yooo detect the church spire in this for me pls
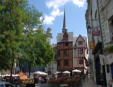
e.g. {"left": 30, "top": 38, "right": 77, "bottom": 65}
{"left": 63, "top": 9, "right": 66, "bottom": 28}
{"left": 62, "top": 9, "right": 67, "bottom": 33}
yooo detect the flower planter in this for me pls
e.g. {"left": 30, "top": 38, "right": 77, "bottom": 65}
{"left": 104, "top": 45, "right": 113, "bottom": 55}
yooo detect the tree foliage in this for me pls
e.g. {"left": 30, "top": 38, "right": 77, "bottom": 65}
{"left": 20, "top": 28, "right": 54, "bottom": 74}
{"left": 0, "top": 0, "right": 54, "bottom": 72}
{"left": 0, "top": 0, "right": 27, "bottom": 70}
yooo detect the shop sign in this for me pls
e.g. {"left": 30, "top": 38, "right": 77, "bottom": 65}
{"left": 92, "top": 28, "right": 100, "bottom": 36}
{"left": 89, "top": 42, "right": 95, "bottom": 49}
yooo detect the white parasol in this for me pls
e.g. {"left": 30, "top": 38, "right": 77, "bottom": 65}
{"left": 72, "top": 69, "right": 81, "bottom": 73}
{"left": 62, "top": 71, "right": 70, "bottom": 74}
{"left": 34, "top": 71, "right": 48, "bottom": 75}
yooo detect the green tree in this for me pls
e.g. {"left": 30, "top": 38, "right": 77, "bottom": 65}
{"left": 17, "top": 6, "right": 43, "bottom": 74}
{"left": 0, "top": 0, "right": 27, "bottom": 71}
{"left": 20, "top": 28, "right": 54, "bottom": 76}
{"left": 33, "top": 28, "right": 54, "bottom": 67}
{"left": 0, "top": 0, "right": 54, "bottom": 78}
{"left": 23, "top": 6, "right": 42, "bottom": 33}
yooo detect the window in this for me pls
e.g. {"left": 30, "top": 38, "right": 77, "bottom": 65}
{"left": 106, "top": 64, "right": 110, "bottom": 73}
{"left": 63, "top": 33, "right": 68, "bottom": 40}
{"left": 79, "top": 60, "right": 83, "bottom": 64}
{"left": 78, "top": 48, "right": 83, "bottom": 54}
{"left": 57, "top": 60, "right": 60, "bottom": 66}
{"left": 64, "top": 60, "right": 68, "bottom": 66}
{"left": 78, "top": 41, "right": 83, "bottom": 45}
{"left": 57, "top": 50, "right": 60, "bottom": 57}
{"left": 64, "top": 34, "right": 68, "bottom": 39}
{"left": 64, "top": 50, "right": 69, "bottom": 56}
{"left": 109, "top": 16, "right": 113, "bottom": 42}
{"left": 64, "top": 43, "right": 68, "bottom": 46}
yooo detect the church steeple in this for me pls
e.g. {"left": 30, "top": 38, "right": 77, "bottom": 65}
{"left": 63, "top": 9, "right": 66, "bottom": 28}
{"left": 62, "top": 9, "right": 67, "bottom": 33}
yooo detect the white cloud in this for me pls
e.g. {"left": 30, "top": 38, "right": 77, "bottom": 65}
{"left": 43, "top": 0, "right": 67, "bottom": 25}
{"left": 44, "top": 0, "right": 86, "bottom": 25}
{"left": 44, "top": 9, "right": 63, "bottom": 25}
{"left": 51, "top": 9, "right": 63, "bottom": 17}
{"left": 72, "top": 0, "right": 86, "bottom": 7}
{"left": 46, "top": 0, "right": 69, "bottom": 9}
{"left": 46, "top": 0, "right": 86, "bottom": 9}
{"left": 43, "top": 15, "right": 55, "bottom": 24}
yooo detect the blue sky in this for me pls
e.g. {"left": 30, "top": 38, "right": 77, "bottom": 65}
{"left": 28, "top": 0, "right": 87, "bottom": 44}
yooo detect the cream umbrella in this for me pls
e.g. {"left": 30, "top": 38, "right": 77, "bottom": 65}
{"left": 62, "top": 71, "right": 70, "bottom": 74}
{"left": 72, "top": 69, "right": 81, "bottom": 73}
{"left": 34, "top": 71, "right": 48, "bottom": 75}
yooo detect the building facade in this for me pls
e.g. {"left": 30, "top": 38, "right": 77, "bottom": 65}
{"left": 73, "top": 35, "right": 88, "bottom": 74}
{"left": 57, "top": 10, "right": 88, "bottom": 73}
{"left": 86, "top": 0, "right": 113, "bottom": 87}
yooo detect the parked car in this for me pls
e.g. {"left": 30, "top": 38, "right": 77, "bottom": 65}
{"left": 0, "top": 81, "right": 14, "bottom": 87}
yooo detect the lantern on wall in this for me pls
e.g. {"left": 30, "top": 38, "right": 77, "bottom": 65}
{"left": 89, "top": 41, "right": 95, "bottom": 49}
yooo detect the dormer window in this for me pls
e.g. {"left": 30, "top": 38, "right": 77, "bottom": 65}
{"left": 62, "top": 32, "right": 68, "bottom": 41}
{"left": 78, "top": 41, "right": 83, "bottom": 45}
{"left": 64, "top": 33, "right": 68, "bottom": 39}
